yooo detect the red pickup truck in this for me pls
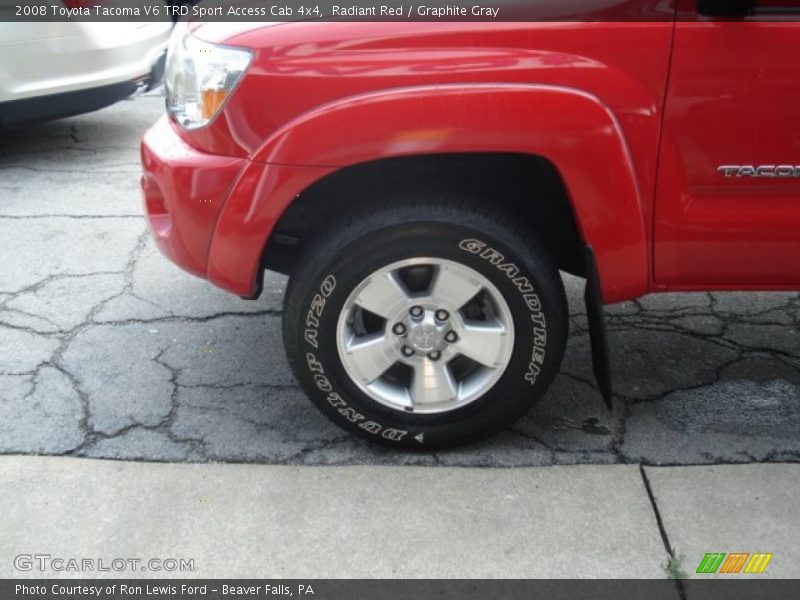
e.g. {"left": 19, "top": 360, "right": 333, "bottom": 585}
{"left": 141, "top": 1, "right": 800, "bottom": 448}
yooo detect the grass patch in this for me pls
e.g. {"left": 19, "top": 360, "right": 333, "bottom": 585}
{"left": 665, "top": 554, "right": 688, "bottom": 580}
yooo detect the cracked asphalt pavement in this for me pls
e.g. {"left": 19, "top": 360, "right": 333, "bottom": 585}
{"left": 2, "top": 93, "right": 800, "bottom": 467}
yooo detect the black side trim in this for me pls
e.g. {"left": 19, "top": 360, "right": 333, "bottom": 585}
{"left": 0, "top": 80, "right": 137, "bottom": 129}
{"left": 697, "top": 0, "right": 751, "bottom": 17}
{"left": 583, "top": 245, "right": 613, "bottom": 410}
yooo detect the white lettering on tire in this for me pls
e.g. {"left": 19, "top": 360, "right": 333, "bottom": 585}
{"left": 459, "top": 238, "right": 548, "bottom": 386}
{"left": 303, "top": 275, "right": 336, "bottom": 348}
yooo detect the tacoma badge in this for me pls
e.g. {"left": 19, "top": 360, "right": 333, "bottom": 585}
{"left": 718, "top": 165, "right": 800, "bottom": 177}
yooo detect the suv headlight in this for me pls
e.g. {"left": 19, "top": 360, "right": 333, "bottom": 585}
{"left": 165, "top": 23, "right": 252, "bottom": 130}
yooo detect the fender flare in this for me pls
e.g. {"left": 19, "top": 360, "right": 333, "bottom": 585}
{"left": 208, "top": 84, "right": 648, "bottom": 303}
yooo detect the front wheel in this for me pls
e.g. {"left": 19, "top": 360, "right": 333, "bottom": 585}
{"left": 283, "top": 200, "right": 568, "bottom": 449}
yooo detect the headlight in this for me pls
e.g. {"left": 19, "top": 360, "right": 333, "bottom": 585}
{"left": 165, "top": 23, "right": 252, "bottom": 130}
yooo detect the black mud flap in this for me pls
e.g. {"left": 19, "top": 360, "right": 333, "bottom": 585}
{"left": 583, "top": 246, "right": 613, "bottom": 410}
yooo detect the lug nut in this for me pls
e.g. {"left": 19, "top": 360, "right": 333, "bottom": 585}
{"left": 401, "top": 346, "right": 415, "bottom": 357}
{"left": 392, "top": 323, "right": 407, "bottom": 336}
{"left": 428, "top": 350, "right": 442, "bottom": 361}
{"left": 435, "top": 309, "right": 449, "bottom": 322}
{"left": 409, "top": 305, "right": 424, "bottom": 319}
{"left": 444, "top": 331, "right": 458, "bottom": 343}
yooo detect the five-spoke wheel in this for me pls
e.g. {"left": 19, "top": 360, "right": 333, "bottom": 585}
{"left": 336, "top": 258, "right": 514, "bottom": 414}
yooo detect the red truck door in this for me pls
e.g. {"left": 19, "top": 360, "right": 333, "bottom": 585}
{"left": 654, "top": 0, "right": 800, "bottom": 288}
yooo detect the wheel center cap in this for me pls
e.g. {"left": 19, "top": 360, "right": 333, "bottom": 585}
{"left": 408, "top": 324, "right": 442, "bottom": 352}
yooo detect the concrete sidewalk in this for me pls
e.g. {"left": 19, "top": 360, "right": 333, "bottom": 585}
{"left": 1, "top": 457, "right": 798, "bottom": 581}
{"left": 647, "top": 464, "right": 800, "bottom": 580}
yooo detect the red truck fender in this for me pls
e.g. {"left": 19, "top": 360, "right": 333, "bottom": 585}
{"left": 208, "top": 83, "right": 648, "bottom": 304}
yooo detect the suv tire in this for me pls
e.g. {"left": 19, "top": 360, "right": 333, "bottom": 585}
{"left": 283, "top": 198, "right": 568, "bottom": 449}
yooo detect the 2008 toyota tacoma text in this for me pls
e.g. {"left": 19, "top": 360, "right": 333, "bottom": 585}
{"left": 140, "top": 1, "right": 800, "bottom": 448}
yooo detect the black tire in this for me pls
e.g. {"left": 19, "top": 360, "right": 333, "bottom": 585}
{"left": 283, "top": 197, "right": 568, "bottom": 449}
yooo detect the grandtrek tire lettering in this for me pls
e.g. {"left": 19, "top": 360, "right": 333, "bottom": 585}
{"left": 460, "top": 239, "right": 541, "bottom": 306}
{"left": 513, "top": 277, "right": 535, "bottom": 294}
{"left": 459, "top": 238, "right": 547, "bottom": 385}
{"left": 458, "top": 239, "right": 487, "bottom": 254}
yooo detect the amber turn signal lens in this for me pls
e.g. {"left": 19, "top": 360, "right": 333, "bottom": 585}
{"left": 201, "top": 89, "right": 228, "bottom": 121}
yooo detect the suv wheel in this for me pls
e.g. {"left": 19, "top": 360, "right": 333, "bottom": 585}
{"left": 283, "top": 199, "right": 568, "bottom": 449}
